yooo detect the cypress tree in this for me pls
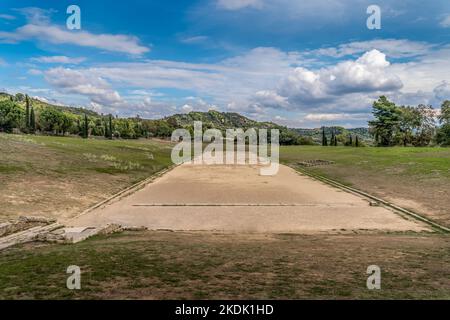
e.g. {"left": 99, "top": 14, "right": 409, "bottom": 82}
{"left": 104, "top": 120, "right": 109, "bottom": 138}
{"left": 322, "top": 127, "right": 328, "bottom": 146}
{"left": 30, "top": 107, "right": 36, "bottom": 133}
{"left": 83, "top": 113, "right": 89, "bottom": 139}
{"left": 25, "top": 95, "right": 30, "bottom": 129}
{"left": 349, "top": 135, "right": 353, "bottom": 146}
{"left": 330, "top": 131, "right": 335, "bottom": 146}
{"left": 355, "top": 135, "right": 359, "bottom": 147}
{"left": 108, "top": 114, "right": 113, "bottom": 139}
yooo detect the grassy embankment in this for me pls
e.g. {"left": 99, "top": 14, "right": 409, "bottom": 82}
{"left": 280, "top": 146, "right": 450, "bottom": 227}
{"left": 0, "top": 133, "right": 173, "bottom": 220}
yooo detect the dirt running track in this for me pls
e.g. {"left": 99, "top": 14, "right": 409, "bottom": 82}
{"left": 68, "top": 163, "right": 430, "bottom": 233}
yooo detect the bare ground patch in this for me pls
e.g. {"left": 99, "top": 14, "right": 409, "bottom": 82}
{"left": 68, "top": 163, "right": 429, "bottom": 233}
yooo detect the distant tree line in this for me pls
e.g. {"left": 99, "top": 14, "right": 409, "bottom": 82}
{"left": 0, "top": 93, "right": 315, "bottom": 145}
{"left": 0, "top": 94, "right": 180, "bottom": 139}
{"left": 321, "top": 127, "right": 361, "bottom": 147}
{"left": 369, "top": 96, "right": 450, "bottom": 147}
{"left": 2, "top": 93, "right": 448, "bottom": 147}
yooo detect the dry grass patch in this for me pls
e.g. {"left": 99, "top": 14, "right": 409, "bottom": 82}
{"left": 0, "top": 231, "right": 449, "bottom": 299}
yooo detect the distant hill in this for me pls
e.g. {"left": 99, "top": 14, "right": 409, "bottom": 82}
{"left": 164, "top": 110, "right": 282, "bottom": 130}
{"left": 31, "top": 99, "right": 101, "bottom": 117}
{"left": 0, "top": 92, "right": 100, "bottom": 117}
{"left": 162, "top": 110, "right": 308, "bottom": 145}
{"left": 291, "top": 127, "right": 372, "bottom": 144}
{"left": 348, "top": 127, "right": 371, "bottom": 139}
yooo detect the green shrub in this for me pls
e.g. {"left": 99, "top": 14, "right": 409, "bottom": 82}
{"left": 0, "top": 100, "right": 24, "bottom": 133}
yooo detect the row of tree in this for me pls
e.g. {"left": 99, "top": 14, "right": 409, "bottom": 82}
{"left": 0, "top": 96, "right": 178, "bottom": 139}
{"left": 1, "top": 94, "right": 449, "bottom": 147}
{"left": 321, "top": 128, "right": 360, "bottom": 147}
{"left": 369, "top": 96, "right": 450, "bottom": 146}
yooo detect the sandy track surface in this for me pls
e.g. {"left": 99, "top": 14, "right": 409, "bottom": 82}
{"left": 68, "top": 163, "right": 429, "bottom": 233}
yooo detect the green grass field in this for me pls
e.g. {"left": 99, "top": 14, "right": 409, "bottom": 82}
{"left": 281, "top": 146, "right": 450, "bottom": 177}
{"left": 0, "top": 133, "right": 173, "bottom": 220}
{"left": 280, "top": 146, "right": 450, "bottom": 227}
{"left": 0, "top": 133, "right": 173, "bottom": 176}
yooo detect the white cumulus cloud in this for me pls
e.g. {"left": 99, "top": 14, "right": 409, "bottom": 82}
{"left": 440, "top": 14, "right": 450, "bottom": 27}
{"left": 0, "top": 8, "right": 149, "bottom": 55}
{"left": 310, "top": 39, "right": 435, "bottom": 58}
{"left": 31, "top": 56, "right": 86, "bottom": 64}
{"left": 44, "top": 67, "right": 122, "bottom": 106}
{"left": 0, "top": 14, "right": 16, "bottom": 20}
{"left": 279, "top": 49, "right": 402, "bottom": 105}
{"left": 181, "top": 104, "right": 194, "bottom": 113}
{"left": 217, "top": 0, "right": 263, "bottom": 10}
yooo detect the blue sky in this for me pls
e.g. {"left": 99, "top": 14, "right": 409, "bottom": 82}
{"left": 0, "top": 0, "right": 449, "bottom": 127}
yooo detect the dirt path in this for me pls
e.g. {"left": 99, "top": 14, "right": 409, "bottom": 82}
{"left": 67, "top": 162, "right": 430, "bottom": 233}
